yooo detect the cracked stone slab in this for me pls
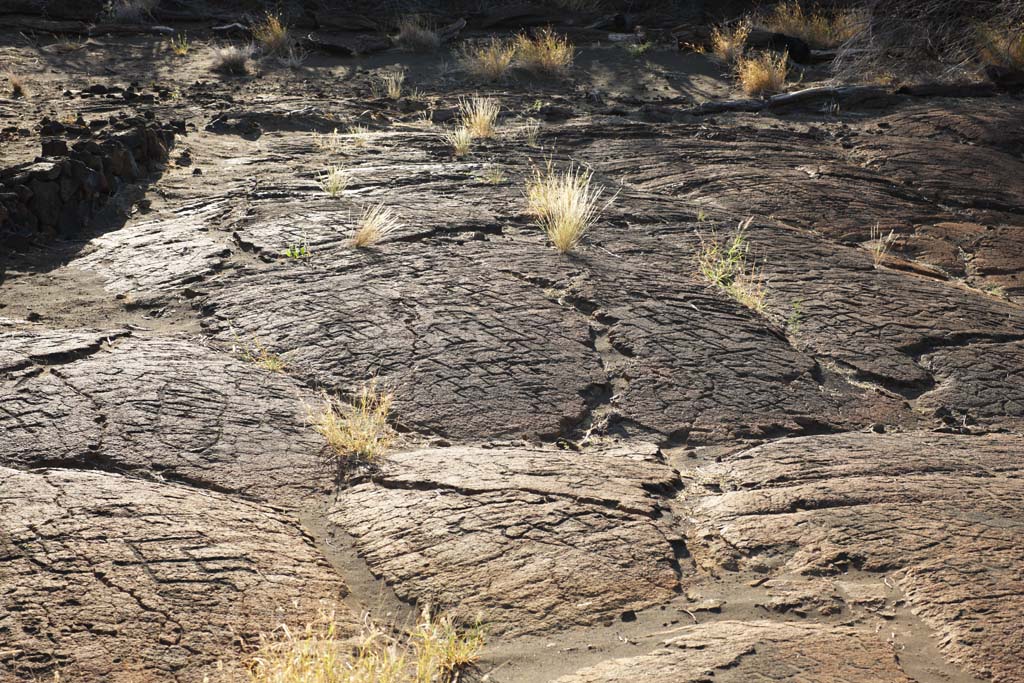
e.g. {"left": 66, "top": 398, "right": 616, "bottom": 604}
{"left": 555, "top": 620, "right": 917, "bottom": 682}
{"left": 683, "top": 432, "right": 1024, "bottom": 683}
{"left": 0, "top": 466, "right": 352, "bottom": 682}
{"left": 0, "top": 327, "right": 328, "bottom": 506}
{"left": 328, "top": 443, "right": 685, "bottom": 636}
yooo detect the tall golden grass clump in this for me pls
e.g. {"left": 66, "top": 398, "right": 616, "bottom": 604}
{"left": 514, "top": 28, "right": 574, "bottom": 74}
{"left": 311, "top": 381, "right": 395, "bottom": 463}
{"left": 352, "top": 203, "right": 402, "bottom": 248}
{"left": 445, "top": 127, "right": 473, "bottom": 157}
{"left": 458, "top": 97, "right": 500, "bottom": 138}
{"left": 252, "top": 12, "right": 290, "bottom": 55}
{"left": 247, "top": 608, "right": 484, "bottom": 683}
{"left": 762, "top": 1, "right": 861, "bottom": 48}
{"left": 737, "top": 50, "right": 789, "bottom": 95}
{"left": 526, "top": 163, "right": 613, "bottom": 254}
{"left": 459, "top": 38, "right": 516, "bottom": 80}
{"left": 710, "top": 22, "right": 751, "bottom": 62}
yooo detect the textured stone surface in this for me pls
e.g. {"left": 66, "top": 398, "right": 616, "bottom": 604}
{"left": 683, "top": 432, "right": 1024, "bottom": 683}
{"left": 555, "top": 620, "right": 917, "bottom": 683}
{"left": 330, "top": 443, "right": 685, "bottom": 635}
{"left": 0, "top": 326, "right": 327, "bottom": 506}
{"left": 0, "top": 467, "right": 352, "bottom": 682}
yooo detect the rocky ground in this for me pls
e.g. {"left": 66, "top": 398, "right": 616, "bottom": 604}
{"left": 1, "top": 7, "right": 1023, "bottom": 683}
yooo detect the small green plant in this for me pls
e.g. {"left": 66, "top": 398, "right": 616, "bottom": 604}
{"left": 283, "top": 238, "right": 310, "bottom": 260}
{"left": 627, "top": 41, "right": 653, "bottom": 57}
{"left": 479, "top": 166, "right": 507, "bottom": 184}
{"left": 311, "top": 381, "right": 396, "bottom": 464}
{"left": 318, "top": 166, "right": 350, "bottom": 197}
{"left": 169, "top": 33, "right": 191, "bottom": 56}
{"left": 697, "top": 217, "right": 767, "bottom": 313}
{"left": 787, "top": 299, "right": 803, "bottom": 334}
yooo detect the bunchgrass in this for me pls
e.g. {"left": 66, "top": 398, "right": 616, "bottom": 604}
{"left": 169, "top": 33, "right": 191, "bottom": 56}
{"left": 352, "top": 203, "right": 401, "bottom": 248}
{"left": 445, "top": 126, "right": 473, "bottom": 157}
{"left": 870, "top": 223, "right": 896, "bottom": 268}
{"left": 525, "top": 162, "right": 612, "bottom": 254}
{"left": 247, "top": 608, "right": 484, "bottom": 683}
{"left": 252, "top": 11, "right": 290, "bottom": 56}
{"left": 514, "top": 28, "right": 574, "bottom": 75}
{"left": 236, "top": 336, "right": 287, "bottom": 373}
{"left": 710, "top": 22, "right": 751, "bottom": 62}
{"left": 761, "top": 1, "right": 861, "bottom": 49}
{"left": 318, "top": 166, "right": 350, "bottom": 197}
{"left": 212, "top": 45, "right": 252, "bottom": 75}
{"left": 737, "top": 50, "right": 788, "bottom": 95}
{"left": 458, "top": 97, "right": 499, "bottom": 138}
{"left": 7, "top": 73, "right": 26, "bottom": 98}
{"left": 311, "top": 381, "right": 395, "bottom": 464}
{"left": 697, "top": 217, "right": 767, "bottom": 313}
{"left": 377, "top": 71, "right": 405, "bottom": 100}
{"left": 459, "top": 37, "right": 516, "bottom": 80}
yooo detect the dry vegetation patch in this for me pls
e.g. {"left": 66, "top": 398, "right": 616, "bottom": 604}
{"left": 252, "top": 11, "right": 290, "bottom": 56}
{"left": 212, "top": 45, "right": 252, "bottom": 75}
{"left": 711, "top": 22, "right": 751, "bottom": 62}
{"left": 514, "top": 28, "right": 574, "bottom": 75}
{"left": 761, "top": 1, "right": 862, "bottom": 49}
{"left": 737, "top": 50, "right": 789, "bottom": 95}
{"left": 394, "top": 16, "right": 441, "bottom": 52}
{"left": 459, "top": 38, "right": 516, "bottom": 81}
{"left": 352, "top": 203, "right": 402, "bottom": 248}
{"left": 311, "top": 381, "right": 396, "bottom": 464}
{"left": 6, "top": 72, "right": 26, "bottom": 98}
{"left": 979, "top": 21, "right": 1024, "bottom": 68}
{"left": 697, "top": 217, "right": 767, "bottom": 313}
{"left": 247, "top": 608, "right": 484, "bottom": 683}
{"left": 458, "top": 97, "right": 499, "bottom": 138}
{"left": 526, "top": 163, "right": 612, "bottom": 253}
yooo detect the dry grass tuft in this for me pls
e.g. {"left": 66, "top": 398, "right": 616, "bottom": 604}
{"left": 316, "top": 128, "right": 343, "bottom": 154}
{"left": 870, "top": 223, "right": 897, "bottom": 268}
{"left": 240, "top": 338, "right": 288, "bottom": 372}
{"left": 697, "top": 217, "right": 767, "bottom": 313}
{"left": 169, "top": 33, "right": 191, "bottom": 56}
{"left": 459, "top": 38, "right": 516, "bottom": 80}
{"left": 394, "top": 16, "right": 441, "bottom": 52}
{"left": 445, "top": 126, "right": 473, "bottom": 157}
{"left": 514, "top": 28, "right": 574, "bottom": 75}
{"left": 737, "top": 50, "right": 788, "bottom": 95}
{"left": 522, "top": 119, "right": 541, "bottom": 146}
{"left": 710, "top": 22, "right": 751, "bottom": 62}
{"left": 247, "top": 608, "right": 484, "bottom": 683}
{"left": 458, "top": 97, "right": 499, "bottom": 138}
{"left": 7, "top": 73, "right": 26, "bottom": 98}
{"left": 352, "top": 203, "right": 402, "bottom": 248}
{"left": 762, "top": 1, "right": 862, "bottom": 49}
{"left": 277, "top": 45, "right": 307, "bottom": 69}
{"left": 347, "top": 125, "right": 372, "bottom": 147}
{"left": 311, "top": 381, "right": 395, "bottom": 464}
{"left": 212, "top": 45, "right": 252, "bottom": 75}
{"left": 252, "top": 11, "right": 290, "bottom": 56}
{"left": 377, "top": 71, "right": 406, "bottom": 100}
{"left": 318, "top": 166, "right": 350, "bottom": 197}
{"left": 526, "top": 162, "right": 612, "bottom": 254}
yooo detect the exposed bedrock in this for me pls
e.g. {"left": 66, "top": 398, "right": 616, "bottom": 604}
{"left": 0, "top": 324, "right": 328, "bottom": 506}
{"left": 0, "top": 466, "right": 354, "bottom": 682}
{"left": 328, "top": 442, "right": 685, "bottom": 636}
{"left": 683, "top": 431, "right": 1024, "bottom": 683}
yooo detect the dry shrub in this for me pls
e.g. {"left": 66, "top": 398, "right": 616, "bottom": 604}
{"left": 737, "top": 50, "right": 788, "bottom": 95}
{"left": 761, "top": 1, "right": 862, "bottom": 49}
{"left": 836, "top": 0, "right": 1024, "bottom": 81}
{"left": 212, "top": 45, "right": 252, "bottom": 75}
{"left": 247, "top": 608, "right": 484, "bottom": 683}
{"left": 252, "top": 11, "right": 290, "bottom": 56}
{"left": 394, "top": 16, "right": 441, "bottom": 52}
{"left": 711, "top": 22, "right": 751, "bottom": 62}
{"left": 514, "top": 28, "right": 574, "bottom": 75}
{"left": 445, "top": 126, "right": 473, "bottom": 157}
{"left": 979, "top": 21, "right": 1024, "bottom": 68}
{"left": 459, "top": 37, "right": 516, "bottom": 81}
{"left": 526, "top": 162, "right": 613, "bottom": 254}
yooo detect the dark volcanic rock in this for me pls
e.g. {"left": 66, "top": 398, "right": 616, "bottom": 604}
{"left": 683, "top": 431, "right": 1024, "bottom": 683}
{"left": 329, "top": 442, "right": 684, "bottom": 635}
{"left": 556, "top": 620, "right": 918, "bottom": 682}
{"left": 0, "top": 466, "right": 353, "bottom": 682}
{"left": 0, "top": 327, "right": 327, "bottom": 506}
